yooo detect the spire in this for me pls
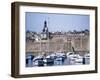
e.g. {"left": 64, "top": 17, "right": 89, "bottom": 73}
{"left": 42, "top": 20, "right": 48, "bottom": 33}
{"left": 44, "top": 20, "right": 47, "bottom": 28}
{"left": 41, "top": 20, "right": 51, "bottom": 40}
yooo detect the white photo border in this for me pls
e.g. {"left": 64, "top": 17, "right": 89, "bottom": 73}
{"left": 19, "top": 5, "right": 96, "bottom": 75}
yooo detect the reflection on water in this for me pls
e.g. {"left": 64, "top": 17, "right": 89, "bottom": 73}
{"left": 26, "top": 52, "right": 90, "bottom": 67}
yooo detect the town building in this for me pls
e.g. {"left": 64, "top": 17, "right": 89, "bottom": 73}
{"left": 26, "top": 20, "right": 89, "bottom": 56}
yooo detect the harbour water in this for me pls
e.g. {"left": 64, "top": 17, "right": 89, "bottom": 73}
{"left": 26, "top": 52, "right": 90, "bottom": 67}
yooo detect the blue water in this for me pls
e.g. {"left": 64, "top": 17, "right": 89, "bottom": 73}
{"left": 26, "top": 56, "right": 90, "bottom": 67}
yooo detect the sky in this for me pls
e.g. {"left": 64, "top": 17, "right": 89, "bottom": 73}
{"left": 25, "top": 12, "right": 90, "bottom": 32}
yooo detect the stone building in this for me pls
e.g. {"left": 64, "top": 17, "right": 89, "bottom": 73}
{"left": 26, "top": 21, "right": 89, "bottom": 55}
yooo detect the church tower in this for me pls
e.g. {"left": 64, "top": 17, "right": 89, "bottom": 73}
{"left": 42, "top": 21, "right": 48, "bottom": 33}
{"left": 41, "top": 20, "right": 49, "bottom": 40}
